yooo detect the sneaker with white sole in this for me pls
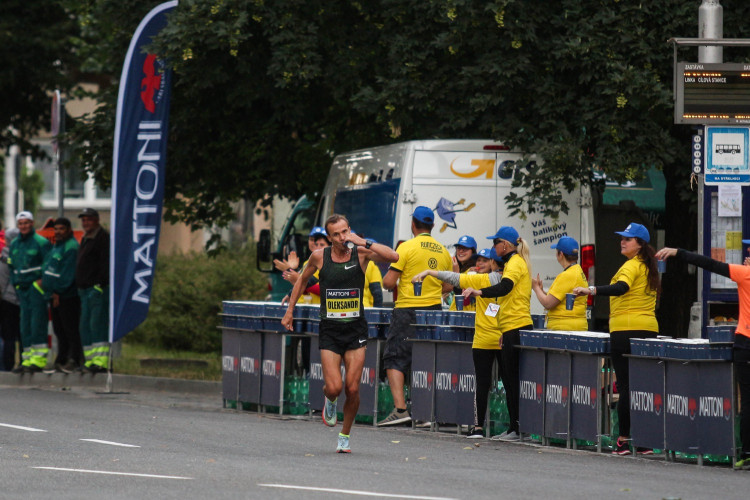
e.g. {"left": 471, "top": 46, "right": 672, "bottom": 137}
{"left": 612, "top": 437, "right": 631, "bottom": 455}
{"left": 491, "top": 430, "right": 510, "bottom": 441}
{"left": 337, "top": 433, "right": 351, "bottom": 453}
{"left": 377, "top": 408, "right": 411, "bottom": 426}
{"left": 322, "top": 397, "right": 338, "bottom": 427}
{"left": 467, "top": 427, "right": 484, "bottom": 439}
{"left": 497, "top": 430, "right": 520, "bottom": 442}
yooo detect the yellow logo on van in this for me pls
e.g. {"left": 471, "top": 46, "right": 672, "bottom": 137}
{"left": 450, "top": 158, "right": 494, "bottom": 179}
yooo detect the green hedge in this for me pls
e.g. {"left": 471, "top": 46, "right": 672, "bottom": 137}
{"left": 128, "top": 247, "right": 268, "bottom": 352}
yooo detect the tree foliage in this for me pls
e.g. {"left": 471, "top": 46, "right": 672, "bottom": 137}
{"left": 67, "top": 0, "right": 750, "bottom": 227}
{"left": 0, "top": 1, "right": 79, "bottom": 154}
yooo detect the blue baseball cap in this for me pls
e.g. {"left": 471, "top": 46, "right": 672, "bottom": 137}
{"left": 743, "top": 239, "right": 750, "bottom": 244}
{"left": 309, "top": 226, "right": 327, "bottom": 237}
{"left": 551, "top": 236, "right": 579, "bottom": 256}
{"left": 455, "top": 235, "right": 477, "bottom": 250}
{"left": 477, "top": 248, "right": 493, "bottom": 259}
{"left": 615, "top": 222, "right": 650, "bottom": 243}
{"left": 411, "top": 206, "right": 434, "bottom": 224}
{"left": 487, "top": 226, "right": 520, "bottom": 245}
{"left": 489, "top": 247, "right": 503, "bottom": 262}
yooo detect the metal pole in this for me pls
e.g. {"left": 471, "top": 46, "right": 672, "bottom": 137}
{"left": 696, "top": 1, "right": 723, "bottom": 327}
{"left": 57, "top": 97, "right": 66, "bottom": 218}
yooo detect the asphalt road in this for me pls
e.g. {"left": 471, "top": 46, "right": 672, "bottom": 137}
{"left": 0, "top": 385, "right": 746, "bottom": 499}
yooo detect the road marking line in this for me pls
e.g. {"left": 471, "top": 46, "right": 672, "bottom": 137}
{"left": 33, "top": 467, "right": 192, "bottom": 480}
{"left": 80, "top": 439, "right": 140, "bottom": 448}
{"left": 258, "top": 484, "right": 458, "bottom": 499}
{"left": 0, "top": 423, "right": 47, "bottom": 432}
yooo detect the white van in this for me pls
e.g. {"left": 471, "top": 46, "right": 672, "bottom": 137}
{"left": 314, "top": 139, "right": 596, "bottom": 315}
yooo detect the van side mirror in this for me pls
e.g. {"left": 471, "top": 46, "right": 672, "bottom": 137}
{"left": 257, "top": 229, "right": 272, "bottom": 271}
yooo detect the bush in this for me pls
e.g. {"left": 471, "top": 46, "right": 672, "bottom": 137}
{"left": 127, "top": 247, "right": 268, "bottom": 352}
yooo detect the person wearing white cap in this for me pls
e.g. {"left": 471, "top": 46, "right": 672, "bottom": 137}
{"left": 531, "top": 236, "right": 588, "bottom": 331}
{"left": 8, "top": 211, "right": 51, "bottom": 373}
{"left": 573, "top": 222, "right": 660, "bottom": 456}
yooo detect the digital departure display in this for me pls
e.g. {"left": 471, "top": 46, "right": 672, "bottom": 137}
{"left": 675, "top": 62, "right": 750, "bottom": 125}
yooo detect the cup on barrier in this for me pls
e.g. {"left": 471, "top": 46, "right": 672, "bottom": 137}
{"left": 565, "top": 293, "right": 575, "bottom": 310}
{"left": 657, "top": 259, "right": 667, "bottom": 273}
{"left": 454, "top": 294, "right": 464, "bottom": 311}
{"left": 413, "top": 281, "right": 422, "bottom": 296}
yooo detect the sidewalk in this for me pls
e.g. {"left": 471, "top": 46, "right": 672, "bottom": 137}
{"left": 0, "top": 370, "right": 221, "bottom": 396}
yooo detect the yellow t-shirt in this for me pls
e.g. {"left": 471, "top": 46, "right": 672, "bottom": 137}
{"left": 298, "top": 259, "right": 321, "bottom": 305}
{"left": 449, "top": 270, "right": 477, "bottom": 312}
{"left": 392, "top": 233, "right": 452, "bottom": 308}
{"left": 609, "top": 256, "right": 658, "bottom": 332}
{"left": 459, "top": 273, "right": 501, "bottom": 350}
{"left": 363, "top": 260, "right": 383, "bottom": 308}
{"left": 497, "top": 253, "right": 532, "bottom": 332}
{"left": 546, "top": 264, "right": 589, "bottom": 331}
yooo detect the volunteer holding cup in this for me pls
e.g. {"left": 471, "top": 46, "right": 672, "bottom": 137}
{"left": 413, "top": 248, "right": 504, "bottom": 438}
{"left": 531, "top": 236, "right": 588, "bottom": 331}
{"left": 573, "top": 222, "right": 660, "bottom": 456}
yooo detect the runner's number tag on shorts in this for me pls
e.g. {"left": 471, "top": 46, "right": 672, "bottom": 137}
{"left": 325, "top": 288, "right": 361, "bottom": 318}
{"left": 485, "top": 302, "right": 500, "bottom": 318}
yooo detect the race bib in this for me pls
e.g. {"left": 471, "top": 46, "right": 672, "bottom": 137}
{"left": 325, "top": 288, "right": 361, "bottom": 318}
{"left": 485, "top": 302, "right": 500, "bottom": 318}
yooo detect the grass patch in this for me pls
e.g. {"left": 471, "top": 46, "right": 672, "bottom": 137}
{"left": 113, "top": 342, "right": 221, "bottom": 381}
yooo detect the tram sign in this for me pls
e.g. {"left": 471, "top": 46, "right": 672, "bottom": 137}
{"left": 675, "top": 62, "right": 750, "bottom": 125}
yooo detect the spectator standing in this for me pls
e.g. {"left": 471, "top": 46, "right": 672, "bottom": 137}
{"left": 378, "top": 206, "right": 452, "bottom": 426}
{"left": 0, "top": 228, "right": 20, "bottom": 371}
{"left": 9, "top": 211, "right": 51, "bottom": 373}
{"left": 42, "top": 217, "right": 82, "bottom": 373}
{"left": 75, "top": 208, "right": 110, "bottom": 373}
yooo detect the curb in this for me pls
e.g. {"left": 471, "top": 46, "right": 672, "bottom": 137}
{"left": 0, "top": 371, "right": 221, "bottom": 396}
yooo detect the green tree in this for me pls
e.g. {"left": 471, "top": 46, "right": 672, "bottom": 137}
{"left": 0, "top": 1, "right": 78, "bottom": 153}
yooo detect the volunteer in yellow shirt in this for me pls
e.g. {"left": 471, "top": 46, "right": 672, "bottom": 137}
{"left": 463, "top": 226, "right": 532, "bottom": 442}
{"left": 378, "top": 206, "right": 452, "bottom": 426}
{"left": 449, "top": 235, "right": 478, "bottom": 312}
{"left": 574, "top": 222, "right": 660, "bottom": 456}
{"left": 531, "top": 236, "right": 588, "bottom": 331}
{"left": 363, "top": 260, "right": 384, "bottom": 307}
{"left": 414, "top": 247, "right": 504, "bottom": 438}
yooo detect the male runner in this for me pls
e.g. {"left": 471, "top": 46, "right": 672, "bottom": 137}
{"left": 282, "top": 214, "right": 398, "bottom": 453}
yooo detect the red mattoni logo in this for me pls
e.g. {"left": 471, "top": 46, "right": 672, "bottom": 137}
{"left": 361, "top": 367, "right": 376, "bottom": 388}
{"left": 141, "top": 53, "right": 166, "bottom": 113}
{"left": 412, "top": 370, "right": 433, "bottom": 391}
{"left": 698, "top": 396, "right": 731, "bottom": 420}
{"left": 262, "top": 359, "right": 281, "bottom": 379}
{"left": 310, "top": 362, "right": 324, "bottom": 381}
{"left": 666, "top": 393, "right": 697, "bottom": 421}
{"left": 520, "top": 380, "right": 542, "bottom": 404}
{"left": 571, "top": 384, "right": 596, "bottom": 409}
{"left": 240, "top": 357, "right": 259, "bottom": 375}
{"left": 546, "top": 384, "right": 568, "bottom": 407}
{"left": 222, "top": 355, "right": 237, "bottom": 373}
{"left": 654, "top": 393, "right": 663, "bottom": 416}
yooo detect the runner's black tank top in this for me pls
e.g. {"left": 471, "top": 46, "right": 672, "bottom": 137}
{"left": 319, "top": 246, "right": 366, "bottom": 321}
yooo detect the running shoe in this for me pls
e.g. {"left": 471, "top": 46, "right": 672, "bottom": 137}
{"left": 322, "top": 396, "right": 338, "bottom": 427}
{"left": 467, "top": 427, "right": 484, "bottom": 439}
{"left": 735, "top": 456, "right": 750, "bottom": 470}
{"left": 337, "top": 433, "right": 351, "bottom": 453}
{"left": 612, "top": 437, "right": 631, "bottom": 455}
{"left": 635, "top": 447, "right": 654, "bottom": 455}
{"left": 377, "top": 408, "right": 411, "bottom": 426}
